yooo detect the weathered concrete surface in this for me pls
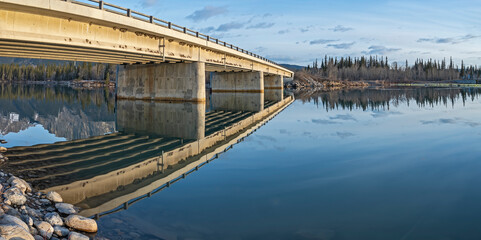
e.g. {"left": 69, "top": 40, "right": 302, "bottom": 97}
{"left": 211, "top": 71, "right": 264, "bottom": 93}
{"left": 0, "top": 0, "right": 293, "bottom": 77}
{"left": 117, "top": 62, "right": 206, "bottom": 102}
{"left": 116, "top": 100, "right": 205, "bottom": 140}
{"left": 211, "top": 92, "right": 264, "bottom": 112}
{"left": 264, "top": 75, "right": 284, "bottom": 101}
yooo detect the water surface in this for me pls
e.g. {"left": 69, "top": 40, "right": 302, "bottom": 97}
{"left": 2, "top": 85, "right": 481, "bottom": 240}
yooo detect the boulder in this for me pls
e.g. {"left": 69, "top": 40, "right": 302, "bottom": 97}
{"left": 53, "top": 225, "right": 69, "bottom": 237}
{"left": 0, "top": 224, "right": 34, "bottom": 240}
{"left": 65, "top": 215, "right": 97, "bottom": 233}
{"left": 44, "top": 212, "right": 63, "bottom": 226}
{"left": 45, "top": 191, "right": 63, "bottom": 203}
{"left": 3, "top": 187, "right": 27, "bottom": 206}
{"left": 68, "top": 232, "right": 90, "bottom": 240}
{"left": 7, "top": 177, "right": 31, "bottom": 193}
{"left": 55, "top": 203, "right": 76, "bottom": 215}
{"left": 34, "top": 221, "right": 53, "bottom": 239}
{"left": 0, "top": 215, "right": 29, "bottom": 231}
{"left": 0, "top": 215, "right": 34, "bottom": 240}
{"left": 20, "top": 215, "right": 33, "bottom": 226}
{"left": 0, "top": 147, "right": 6, "bottom": 153}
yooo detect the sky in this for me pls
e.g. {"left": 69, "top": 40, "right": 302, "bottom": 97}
{"left": 108, "top": 0, "right": 480, "bottom": 67}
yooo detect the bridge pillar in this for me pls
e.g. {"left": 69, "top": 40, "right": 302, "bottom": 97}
{"left": 264, "top": 75, "right": 284, "bottom": 102}
{"left": 211, "top": 71, "right": 264, "bottom": 112}
{"left": 116, "top": 100, "right": 205, "bottom": 140}
{"left": 117, "top": 62, "right": 205, "bottom": 102}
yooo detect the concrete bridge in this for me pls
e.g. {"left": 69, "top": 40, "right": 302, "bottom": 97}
{"left": 2, "top": 96, "right": 293, "bottom": 218}
{"left": 0, "top": 0, "right": 293, "bottom": 102}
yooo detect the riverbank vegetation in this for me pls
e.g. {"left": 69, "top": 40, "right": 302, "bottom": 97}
{"left": 288, "top": 56, "right": 480, "bottom": 89}
{"left": 0, "top": 62, "right": 116, "bottom": 83}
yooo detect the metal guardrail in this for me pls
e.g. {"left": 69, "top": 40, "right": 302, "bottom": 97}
{"left": 62, "top": 0, "right": 280, "bottom": 66}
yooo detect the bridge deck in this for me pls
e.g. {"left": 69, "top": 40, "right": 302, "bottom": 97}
{"left": 0, "top": 0, "right": 293, "bottom": 77}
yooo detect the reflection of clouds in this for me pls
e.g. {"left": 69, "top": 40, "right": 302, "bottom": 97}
{"left": 420, "top": 118, "right": 481, "bottom": 127}
{"left": 371, "top": 111, "right": 402, "bottom": 118}
{"left": 255, "top": 135, "right": 277, "bottom": 142}
{"left": 439, "top": 118, "right": 456, "bottom": 124}
{"left": 279, "top": 129, "right": 293, "bottom": 136}
{"left": 466, "top": 122, "right": 481, "bottom": 127}
{"left": 274, "top": 146, "right": 286, "bottom": 151}
{"left": 329, "top": 114, "right": 357, "bottom": 121}
{"left": 335, "top": 132, "right": 355, "bottom": 139}
{"left": 312, "top": 119, "right": 339, "bottom": 124}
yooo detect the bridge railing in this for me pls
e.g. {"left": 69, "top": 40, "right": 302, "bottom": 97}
{"left": 63, "top": 0, "right": 280, "bottom": 66}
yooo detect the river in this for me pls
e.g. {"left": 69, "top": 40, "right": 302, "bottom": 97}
{"left": 1, "top": 85, "right": 481, "bottom": 240}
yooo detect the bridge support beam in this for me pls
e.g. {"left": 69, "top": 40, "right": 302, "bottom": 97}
{"left": 211, "top": 71, "right": 264, "bottom": 112}
{"left": 117, "top": 62, "right": 206, "bottom": 102}
{"left": 264, "top": 75, "right": 284, "bottom": 102}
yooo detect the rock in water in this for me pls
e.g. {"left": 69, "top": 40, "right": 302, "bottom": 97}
{"left": 34, "top": 221, "right": 53, "bottom": 239}
{"left": 68, "top": 232, "right": 90, "bottom": 240}
{"left": 3, "top": 187, "right": 27, "bottom": 206}
{"left": 44, "top": 212, "right": 63, "bottom": 226}
{"left": 7, "top": 177, "right": 32, "bottom": 193}
{"left": 65, "top": 215, "right": 98, "bottom": 233}
{"left": 0, "top": 147, "right": 6, "bottom": 153}
{"left": 55, "top": 203, "right": 76, "bottom": 215}
{"left": 46, "top": 191, "right": 63, "bottom": 203}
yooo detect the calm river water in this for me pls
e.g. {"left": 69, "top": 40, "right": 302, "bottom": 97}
{"left": 2, "top": 85, "right": 481, "bottom": 240}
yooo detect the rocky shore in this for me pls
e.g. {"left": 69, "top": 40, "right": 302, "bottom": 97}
{"left": 284, "top": 71, "right": 368, "bottom": 91}
{"left": 0, "top": 144, "right": 98, "bottom": 240}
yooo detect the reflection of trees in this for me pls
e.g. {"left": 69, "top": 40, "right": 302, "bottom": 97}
{"left": 0, "top": 84, "right": 116, "bottom": 114}
{"left": 0, "top": 84, "right": 116, "bottom": 140}
{"left": 295, "top": 87, "right": 481, "bottom": 111}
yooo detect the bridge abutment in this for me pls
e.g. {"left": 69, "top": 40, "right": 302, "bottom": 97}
{"left": 264, "top": 75, "right": 284, "bottom": 102}
{"left": 117, "top": 62, "right": 206, "bottom": 102}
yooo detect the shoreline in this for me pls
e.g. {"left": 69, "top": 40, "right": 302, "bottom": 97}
{"left": 0, "top": 146, "right": 98, "bottom": 239}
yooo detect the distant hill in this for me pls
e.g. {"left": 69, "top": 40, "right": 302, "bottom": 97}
{"left": 280, "top": 64, "right": 305, "bottom": 71}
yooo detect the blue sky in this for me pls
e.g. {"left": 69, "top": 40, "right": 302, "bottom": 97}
{"left": 112, "top": 0, "right": 480, "bottom": 66}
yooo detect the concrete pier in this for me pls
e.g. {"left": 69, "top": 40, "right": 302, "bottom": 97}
{"left": 211, "top": 71, "right": 264, "bottom": 93}
{"left": 116, "top": 100, "right": 205, "bottom": 140}
{"left": 211, "top": 92, "right": 264, "bottom": 112}
{"left": 210, "top": 71, "right": 264, "bottom": 112}
{"left": 117, "top": 62, "right": 206, "bottom": 102}
{"left": 264, "top": 75, "right": 284, "bottom": 101}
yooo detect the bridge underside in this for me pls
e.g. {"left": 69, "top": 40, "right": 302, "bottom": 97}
{"left": 0, "top": 3, "right": 292, "bottom": 76}
{"left": 0, "top": 0, "right": 292, "bottom": 102}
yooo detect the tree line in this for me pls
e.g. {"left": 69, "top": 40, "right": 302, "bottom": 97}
{"left": 0, "top": 62, "right": 116, "bottom": 83}
{"left": 305, "top": 56, "right": 481, "bottom": 82}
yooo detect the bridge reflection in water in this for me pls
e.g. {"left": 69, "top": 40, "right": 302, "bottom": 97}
{"left": 3, "top": 92, "right": 293, "bottom": 219}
